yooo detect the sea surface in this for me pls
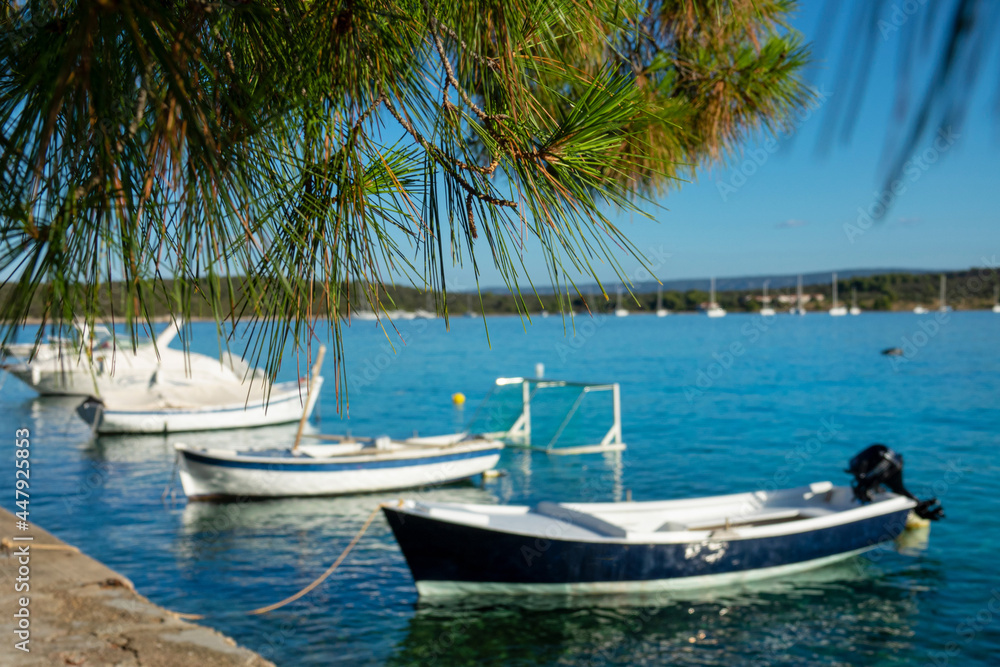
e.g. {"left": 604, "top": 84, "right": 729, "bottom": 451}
{"left": 2, "top": 312, "right": 998, "bottom": 666}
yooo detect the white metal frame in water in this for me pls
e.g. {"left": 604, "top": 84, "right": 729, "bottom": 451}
{"left": 478, "top": 377, "right": 625, "bottom": 455}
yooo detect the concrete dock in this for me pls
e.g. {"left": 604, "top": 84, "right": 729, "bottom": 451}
{"left": 0, "top": 508, "right": 274, "bottom": 666}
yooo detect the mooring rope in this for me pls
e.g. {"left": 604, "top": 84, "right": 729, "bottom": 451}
{"left": 160, "top": 454, "right": 180, "bottom": 508}
{"left": 172, "top": 503, "right": 385, "bottom": 620}
{"left": 1, "top": 537, "right": 80, "bottom": 553}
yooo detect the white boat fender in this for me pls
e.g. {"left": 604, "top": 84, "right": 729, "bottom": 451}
{"left": 375, "top": 436, "right": 392, "bottom": 450}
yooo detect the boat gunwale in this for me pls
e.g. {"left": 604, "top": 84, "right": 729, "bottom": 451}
{"left": 384, "top": 488, "right": 916, "bottom": 545}
{"left": 181, "top": 464, "right": 501, "bottom": 502}
{"left": 175, "top": 438, "right": 503, "bottom": 466}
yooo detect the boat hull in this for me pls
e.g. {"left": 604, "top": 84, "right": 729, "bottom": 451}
{"left": 177, "top": 443, "right": 502, "bottom": 499}
{"left": 382, "top": 505, "right": 911, "bottom": 596}
{"left": 79, "top": 379, "right": 320, "bottom": 434}
{"left": 2, "top": 364, "right": 102, "bottom": 396}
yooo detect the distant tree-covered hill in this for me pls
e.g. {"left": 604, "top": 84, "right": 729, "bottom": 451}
{"left": 3, "top": 268, "right": 998, "bottom": 322}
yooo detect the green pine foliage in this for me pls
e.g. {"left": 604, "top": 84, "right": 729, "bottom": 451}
{"left": 0, "top": 0, "right": 813, "bottom": 389}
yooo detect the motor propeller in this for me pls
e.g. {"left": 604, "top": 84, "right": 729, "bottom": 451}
{"left": 847, "top": 444, "right": 944, "bottom": 521}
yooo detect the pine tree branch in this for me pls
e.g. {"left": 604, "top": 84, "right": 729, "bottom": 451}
{"left": 381, "top": 96, "right": 516, "bottom": 210}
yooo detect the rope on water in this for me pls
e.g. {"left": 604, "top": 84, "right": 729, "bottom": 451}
{"left": 172, "top": 503, "right": 385, "bottom": 621}
{"left": 161, "top": 453, "right": 180, "bottom": 508}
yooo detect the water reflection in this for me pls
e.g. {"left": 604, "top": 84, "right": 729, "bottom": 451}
{"left": 391, "top": 559, "right": 939, "bottom": 666}
{"left": 85, "top": 421, "right": 311, "bottom": 462}
{"left": 494, "top": 449, "right": 626, "bottom": 505}
{"left": 12, "top": 394, "right": 93, "bottom": 441}
{"left": 174, "top": 486, "right": 498, "bottom": 563}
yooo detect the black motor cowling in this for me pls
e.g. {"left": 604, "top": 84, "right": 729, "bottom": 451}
{"left": 847, "top": 444, "right": 944, "bottom": 521}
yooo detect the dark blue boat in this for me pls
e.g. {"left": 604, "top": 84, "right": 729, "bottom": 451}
{"left": 383, "top": 482, "right": 917, "bottom": 596}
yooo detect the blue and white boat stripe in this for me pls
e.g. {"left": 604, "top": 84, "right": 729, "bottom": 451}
{"left": 180, "top": 447, "right": 501, "bottom": 472}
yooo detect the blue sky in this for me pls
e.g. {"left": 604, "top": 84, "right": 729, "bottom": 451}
{"left": 438, "top": 1, "right": 1000, "bottom": 291}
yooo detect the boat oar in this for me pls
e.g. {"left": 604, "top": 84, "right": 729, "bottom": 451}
{"left": 292, "top": 345, "right": 326, "bottom": 454}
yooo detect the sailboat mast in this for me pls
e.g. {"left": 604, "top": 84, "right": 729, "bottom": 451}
{"left": 940, "top": 274, "right": 946, "bottom": 310}
{"left": 656, "top": 287, "right": 662, "bottom": 310}
{"left": 832, "top": 272, "right": 838, "bottom": 308}
{"left": 797, "top": 275, "right": 803, "bottom": 311}
{"left": 710, "top": 277, "right": 716, "bottom": 304}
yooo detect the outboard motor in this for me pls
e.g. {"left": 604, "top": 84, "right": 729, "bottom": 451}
{"left": 847, "top": 444, "right": 944, "bottom": 521}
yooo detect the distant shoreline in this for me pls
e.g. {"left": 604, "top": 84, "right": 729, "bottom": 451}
{"left": 3, "top": 269, "right": 997, "bottom": 322}
{"left": 4, "top": 306, "right": 998, "bottom": 327}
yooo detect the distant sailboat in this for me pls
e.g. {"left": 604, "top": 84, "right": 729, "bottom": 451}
{"left": 704, "top": 277, "right": 726, "bottom": 317}
{"left": 913, "top": 305, "right": 929, "bottom": 314}
{"left": 655, "top": 287, "right": 670, "bottom": 317}
{"left": 829, "top": 272, "right": 847, "bottom": 316}
{"left": 759, "top": 280, "right": 776, "bottom": 317}
{"left": 790, "top": 275, "right": 806, "bottom": 315}
{"left": 993, "top": 285, "right": 1000, "bottom": 313}
{"left": 849, "top": 287, "right": 861, "bottom": 316}
{"left": 614, "top": 286, "right": 630, "bottom": 317}
{"left": 938, "top": 274, "right": 952, "bottom": 313}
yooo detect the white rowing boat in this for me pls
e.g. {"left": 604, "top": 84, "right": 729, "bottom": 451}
{"left": 174, "top": 432, "right": 502, "bottom": 500}
{"left": 76, "top": 377, "right": 322, "bottom": 434}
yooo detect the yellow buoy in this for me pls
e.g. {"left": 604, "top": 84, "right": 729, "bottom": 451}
{"left": 451, "top": 392, "right": 466, "bottom": 406}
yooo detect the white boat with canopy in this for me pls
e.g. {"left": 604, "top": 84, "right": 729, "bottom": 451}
{"left": 75, "top": 346, "right": 324, "bottom": 435}
{"left": 1, "top": 319, "right": 236, "bottom": 396}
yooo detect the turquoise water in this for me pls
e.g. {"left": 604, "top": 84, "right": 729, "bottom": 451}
{"left": 2, "top": 312, "right": 999, "bottom": 665}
